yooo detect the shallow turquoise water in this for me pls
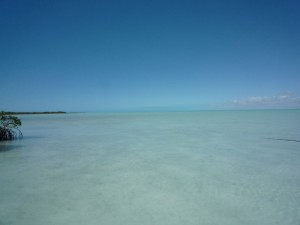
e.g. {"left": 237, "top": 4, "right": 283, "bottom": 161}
{"left": 1, "top": 110, "right": 300, "bottom": 225}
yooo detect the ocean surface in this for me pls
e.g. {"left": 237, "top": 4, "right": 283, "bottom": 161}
{"left": 0, "top": 110, "right": 300, "bottom": 225}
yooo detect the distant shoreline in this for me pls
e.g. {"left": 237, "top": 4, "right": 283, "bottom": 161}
{"left": 6, "top": 111, "right": 67, "bottom": 115}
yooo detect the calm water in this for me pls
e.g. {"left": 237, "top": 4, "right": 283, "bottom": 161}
{"left": 0, "top": 110, "right": 300, "bottom": 225}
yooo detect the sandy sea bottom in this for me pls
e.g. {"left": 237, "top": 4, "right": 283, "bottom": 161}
{"left": 0, "top": 111, "right": 300, "bottom": 225}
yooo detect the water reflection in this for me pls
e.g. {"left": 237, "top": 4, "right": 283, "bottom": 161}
{"left": 0, "top": 142, "right": 22, "bottom": 152}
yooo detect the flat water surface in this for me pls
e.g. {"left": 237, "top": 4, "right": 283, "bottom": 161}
{"left": 1, "top": 111, "right": 300, "bottom": 225}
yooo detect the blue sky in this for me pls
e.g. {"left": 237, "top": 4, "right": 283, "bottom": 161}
{"left": 1, "top": 0, "right": 299, "bottom": 111}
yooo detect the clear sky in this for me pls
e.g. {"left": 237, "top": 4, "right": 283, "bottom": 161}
{"left": 1, "top": 0, "right": 300, "bottom": 112}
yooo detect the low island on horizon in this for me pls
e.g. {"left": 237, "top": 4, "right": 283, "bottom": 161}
{"left": 6, "top": 111, "right": 67, "bottom": 115}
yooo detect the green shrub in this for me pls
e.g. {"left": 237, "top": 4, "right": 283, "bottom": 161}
{"left": 0, "top": 111, "right": 23, "bottom": 141}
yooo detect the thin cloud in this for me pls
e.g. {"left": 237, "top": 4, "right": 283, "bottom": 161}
{"left": 231, "top": 92, "right": 300, "bottom": 109}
